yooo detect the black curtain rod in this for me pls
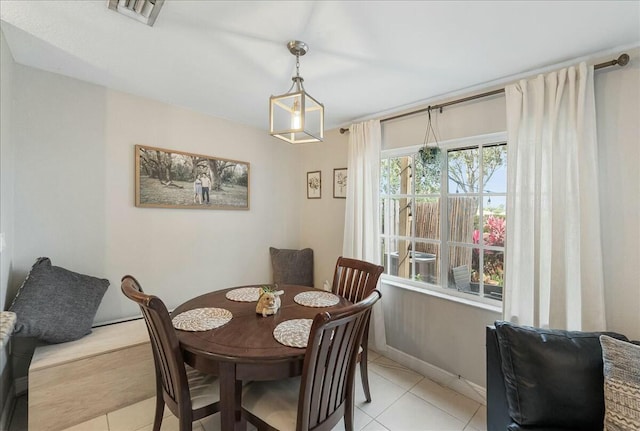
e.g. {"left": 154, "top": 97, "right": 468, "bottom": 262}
{"left": 339, "top": 53, "right": 629, "bottom": 134}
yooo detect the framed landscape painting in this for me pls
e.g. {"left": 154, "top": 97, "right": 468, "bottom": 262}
{"left": 135, "top": 145, "right": 249, "bottom": 210}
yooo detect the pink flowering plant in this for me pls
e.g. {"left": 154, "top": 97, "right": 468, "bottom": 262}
{"left": 485, "top": 216, "right": 505, "bottom": 247}
{"left": 472, "top": 215, "right": 505, "bottom": 285}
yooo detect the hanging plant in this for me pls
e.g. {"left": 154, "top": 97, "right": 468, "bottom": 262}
{"left": 418, "top": 106, "right": 441, "bottom": 167}
{"left": 418, "top": 146, "right": 441, "bottom": 165}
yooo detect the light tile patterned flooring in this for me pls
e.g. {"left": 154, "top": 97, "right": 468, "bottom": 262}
{"left": 9, "top": 351, "right": 486, "bottom": 431}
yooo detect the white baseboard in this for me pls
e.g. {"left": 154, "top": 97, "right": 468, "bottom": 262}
{"left": 15, "top": 376, "right": 27, "bottom": 395}
{"left": 382, "top": 345, "right": 487, "bottom": 405}
{"left": 0, "top": 381, "right": 15, "bottom": 431}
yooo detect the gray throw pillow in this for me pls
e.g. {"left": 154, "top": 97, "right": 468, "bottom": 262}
{"left": 9, "top": 257, "right": 109, "bottom": 344}
{"left": 269, "top": 247, "right": 314, "bottom": 287}
{"left": 600, "top": 335, "right": 640, "bottom": 431}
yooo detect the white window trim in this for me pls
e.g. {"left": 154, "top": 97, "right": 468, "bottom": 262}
{"left": 382, "top": 275, "right": 503, "bottom": 313}
{"left": 380, "top": 131, "right": 507, "bottom": 311}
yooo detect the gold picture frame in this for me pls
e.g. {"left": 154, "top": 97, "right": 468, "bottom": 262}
{"left": 135, "top": 145, "right": 249, "bottom": 210}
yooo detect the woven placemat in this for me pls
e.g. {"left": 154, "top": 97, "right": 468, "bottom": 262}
{"left": 172, "top": 308, "right": 232, "bottom": 331}
{"left": 294, "top": 291, "right": 340, "bottom": 308}
{"left": 273, "top": 319, "right": 313, "bottom": 348}
{"left": 225, "top": 287, "right": 262, "bottom": 302}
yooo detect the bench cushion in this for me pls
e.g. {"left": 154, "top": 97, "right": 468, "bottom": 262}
{"left": 10, "top": 257, "right": 109, "bottom": 343}
{"left": 29, "top": 319, "right": 155, "bottom": 431}
{"left": 30, "top": 319, "right": 150, "bottom": 371}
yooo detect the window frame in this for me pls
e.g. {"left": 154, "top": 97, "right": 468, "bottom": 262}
{"left": 380, "top": 131, "right": 507, "bottom": 309}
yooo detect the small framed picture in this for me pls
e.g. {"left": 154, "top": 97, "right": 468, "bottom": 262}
{"left": 307, "top": 171, "right": 321, "bottom": 199}
{"left": 333, "top": 168, "right": 347, "bottom": 198}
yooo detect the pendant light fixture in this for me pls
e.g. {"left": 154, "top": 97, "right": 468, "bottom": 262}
{"left": 269, "top": 40, "right": 324, "bottom": 144}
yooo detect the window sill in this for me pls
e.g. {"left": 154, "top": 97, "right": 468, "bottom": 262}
{"left": 380, "top": 275, "right": 503, "bottom": 314}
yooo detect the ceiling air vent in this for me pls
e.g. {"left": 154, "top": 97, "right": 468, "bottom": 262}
{"left": 107, "top": 0, "right": 165, "bottom": 27}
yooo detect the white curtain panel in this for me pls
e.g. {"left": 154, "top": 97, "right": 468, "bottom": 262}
{"left": 343, "top": 119, "right": 386, "bottom": 350}
{"left": 504, "top": 62, "right": 606, "bottom": 331}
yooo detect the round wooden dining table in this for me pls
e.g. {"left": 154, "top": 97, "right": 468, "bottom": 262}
{"left": 173, "top": 285, "right": 351, "bottom": 431}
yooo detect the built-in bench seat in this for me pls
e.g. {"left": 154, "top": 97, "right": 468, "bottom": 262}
{"left": 28, "top": 319, "right": 155, "bottom": 431}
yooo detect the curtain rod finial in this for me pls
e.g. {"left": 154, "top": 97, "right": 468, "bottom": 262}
{"left": 617, "top": 53, "right": 629, "bottom": 67}
{"left": 340, "top": 128, "right": 349, "bottom": 134}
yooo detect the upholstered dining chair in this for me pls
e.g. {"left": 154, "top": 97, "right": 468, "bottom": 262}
{"left": 269, "top": 247, "right": 314, "bottom": 287}
{"left": 331, "top": 256, "right": 384, "bottom": 403}
{"left": 121, "top": 276, "right": 220, "bottom": 431}
{"left": 242, "top": 290, "right": 382, "bottom": 431}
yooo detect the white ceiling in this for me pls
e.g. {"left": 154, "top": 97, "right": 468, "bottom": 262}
{"left": 1, "top": 1, "right": 639, "bottom": 132}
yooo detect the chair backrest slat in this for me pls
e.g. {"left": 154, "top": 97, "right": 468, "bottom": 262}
{"left": 308, "top": 328, "right": 331, "bottom": 424}
{"left": 327, "top": 320, "right": 358, "bottom": 422}
{"left": 297, "top": 290, "right": 381, "bottom": 431}
{"left": 145, "top": 309, "right": 177, "bottom": 399}
{"left": 316, "top": 323, "right": 347, "bottom": 423}
{"left": 332, "top": 257, "right": 384, "bottom": 303}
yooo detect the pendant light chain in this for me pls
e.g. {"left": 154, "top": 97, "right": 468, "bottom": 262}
{"left": 294, "top": 51, "right": 305, "bottom": 92}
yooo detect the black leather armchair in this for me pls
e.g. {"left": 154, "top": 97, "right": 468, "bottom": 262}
{"left": 486, "top": 326, "right": 511, "bottom": 431}
{"left": 486, "top": 322, "right": 630, "bottom": 431}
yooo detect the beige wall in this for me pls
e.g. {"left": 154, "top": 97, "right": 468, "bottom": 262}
{"left": 1, "top": 29, "right": 16, "bottom": 422}
{"left": 10, "top": 65, "right": 301, "bottom": 323}
{"left": 380, "top": 96, "right": 506, "bottom": 388}
{"left": 1, "top": 32, "right": 15, "bottom": 316}
{"left": 298, "top": 96, "right": 506, "bottom": 387}
{"left": 300, "top": 47, "right": 640, "bottom": 388}
{"left": 382, "top": 93, "right": 506, "bottom": 149}
{"left": 297, "top": 129, "right": 350, "bottom": 288}
{"left": 3, "top": 39, "right": 638, "bottom": 393}
{"left": 596, "top": 47, "right": 640, "bottom": 340}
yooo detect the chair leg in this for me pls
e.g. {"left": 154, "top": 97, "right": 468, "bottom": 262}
{"left": 152, "top": 395, "right": 165, "bottom": 431}
{"left": 345, "top": 386, "right": 356, "bottom": 431}
{"left": 151, "top": 370, "right": 165, "bottom": 431}
{"left": 359, "top": 327, "right": 373, "bottom": 403}
{"left": 178, "top": 414, "right": 193, "bottom": 431}
{"left": 360, "top": 349, "right": 372, "bottom": 403}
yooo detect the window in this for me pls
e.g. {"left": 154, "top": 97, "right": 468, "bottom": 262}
{"left": 380, "top": 134, "right": 507, "bottom": 303}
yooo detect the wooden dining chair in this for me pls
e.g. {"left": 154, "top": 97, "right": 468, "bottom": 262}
{"left": 331, "top": 256, "right": 384, "bottom": 403}
{"left": 242, "top": 290, "right": 382, "bottom": 431}
{"left": 121, "top": 276, "right": 220, "bottom": 431}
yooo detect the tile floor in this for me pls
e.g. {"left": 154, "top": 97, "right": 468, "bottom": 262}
{"left": 9, "top": 351, "right": 486, "bottom": 431}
